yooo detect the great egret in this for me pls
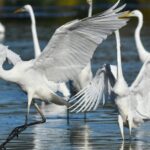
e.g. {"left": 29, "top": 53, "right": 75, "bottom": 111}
{"left": 15, "top": 5, "right": 41, "bottom": 58}
{"left": 128, "top": 10, "right": 150, "bottom": 63}
{"left": 0, "top": 1, "right": 128, "bottom": 148}
{"left": 70, "top": 29, "right": 150, "bottom": 140}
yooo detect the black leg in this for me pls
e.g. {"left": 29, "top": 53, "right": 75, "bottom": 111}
{"left": 0, "top": 102, "right": 46, "bottom": 149}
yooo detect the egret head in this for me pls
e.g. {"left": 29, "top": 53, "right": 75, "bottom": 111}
{"left": 120, "top": 10, "right": 143, "bottom": 18}
{"left": 15, "top": 4, "right": 32, "bottom": 13}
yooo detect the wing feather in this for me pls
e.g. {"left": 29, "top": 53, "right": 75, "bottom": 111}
{"left": 34, "top": 1, "right": 128, "bottom": 82}
{"left": 130, "top": 59, "right": 150, "bottom": 118}
{"left": 69, "top": 64, "right": 117, "bottom": 112}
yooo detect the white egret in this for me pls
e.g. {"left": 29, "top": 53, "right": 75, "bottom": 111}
{"left": 70, "top": 28, "right": 150, "bottom": 140}
{"left": 15, "top": 5, "right": 41, "bottom": 58}
{"left": 0, "top": 1, "right": 128, "bottom": 148}
{"left": 129, "top": 10, "right": 150, "bottom": 63}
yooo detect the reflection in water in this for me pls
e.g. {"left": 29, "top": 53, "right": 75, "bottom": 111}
{"left": 70, "top": 124, "right": 92, "bottom": 150}
{"left": 33, "top": 103, "right": 68, "bottom": 150}
{"left": 33, "top": 104, "right": 93, "bottom": 150}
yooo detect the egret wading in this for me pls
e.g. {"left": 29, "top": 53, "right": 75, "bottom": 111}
{"left": 70, "top": 28, "right": 150, "bottom": 140}
{"left": 0, "top": 1, "right": 128, "bottom": 148}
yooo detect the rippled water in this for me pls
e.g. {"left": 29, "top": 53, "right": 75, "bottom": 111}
{"left": 0, "top": 6, "right": 150, "bottom": 150}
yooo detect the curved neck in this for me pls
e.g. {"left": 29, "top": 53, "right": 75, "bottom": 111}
{"left": 28, "top": 8, "right": 41, "bottom": 58}
{"left": 135, "top": 13, "right": 148, "bottom": 62}
{"left": 88, "top": 1, "right": 92, "bottom": 17}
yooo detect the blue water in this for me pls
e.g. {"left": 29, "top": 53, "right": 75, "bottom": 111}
{"left": 0, "top": 5, "right": 150, "bottom": 150}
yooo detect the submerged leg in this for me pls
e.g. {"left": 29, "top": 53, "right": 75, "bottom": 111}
{"left": 0, "top": 101, "right": 46, "bottom": 149}
{"left": 118, "top": 115, "right": 124, "bottom": 140}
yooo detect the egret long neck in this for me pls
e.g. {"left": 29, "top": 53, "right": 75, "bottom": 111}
{"left": 88, "top": 1, "right": 92, "bottom": 17}
{"left": 28, "top": 8, "right": 41, "bottom": 58}
{"left": 113, "top": 30, "right": 129, "bottom": 96}
{"left": 135, "top": 13, "right": 149, "bottom": 63}
{"left": 115, "top": 30, "right": 124, "bottom": 81}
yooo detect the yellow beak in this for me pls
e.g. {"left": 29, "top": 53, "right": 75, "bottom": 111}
{"left": 119, "top": 11, "right": 134, "bottom": 19}
{"left": 14, "top": 8, "right": 25, "bottom": 14}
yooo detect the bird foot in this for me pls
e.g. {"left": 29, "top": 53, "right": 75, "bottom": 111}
{"left": 0, "top": 144, "right": 6, "bottom": 150}
{"left": 0, "top": 124, "right": 27, "bottom": 149}
{"left": 8, "top": 124, "right": 27, "bottom": 139}
{"left": 0, "top": 119, "right": 46, "bottom": 148}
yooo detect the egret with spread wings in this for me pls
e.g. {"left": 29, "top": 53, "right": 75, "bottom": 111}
{"left": 70, "top": 29, "right": 150, "bottom": 140}
{"left": 0, "top": 2, "right": 128, "bottom": 148}
{"left": 15, "top": 0, "right": 93, "bottom": 93}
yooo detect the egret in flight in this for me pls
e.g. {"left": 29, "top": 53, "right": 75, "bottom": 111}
{"left": 0, "top": 1, "right": 128, "bottom": 148}
{"left": 70, "top": 28, "right": 150, "bottom": 140}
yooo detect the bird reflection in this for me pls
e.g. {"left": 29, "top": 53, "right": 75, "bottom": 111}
{"left": 32, "top": 103, "right": 69, "bottom": 150}
{"left": 70, "top": 124, "right": 92, "bottom": 150}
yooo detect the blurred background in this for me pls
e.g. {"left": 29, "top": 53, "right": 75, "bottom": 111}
{"left": 0, "top": 0, "right": 150, "bottom": 20}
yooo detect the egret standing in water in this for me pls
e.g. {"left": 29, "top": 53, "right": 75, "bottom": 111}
{"left": 129, "top": 10, "right": 150, "bottom": 63}
{"left": 70, "top": 28, "right": 150, "bottom": 140}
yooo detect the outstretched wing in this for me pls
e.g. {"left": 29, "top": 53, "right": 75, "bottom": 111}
{"left": 130, "top": 59, "right": 150, "bottom": 119}
{"left": 33, "top": 1, "right": 128, "bottom": 82}
{"left": 69, "top": 64, "right": 117, "bottom": 113}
